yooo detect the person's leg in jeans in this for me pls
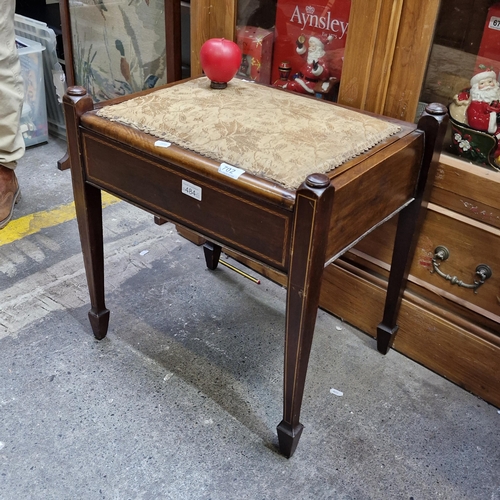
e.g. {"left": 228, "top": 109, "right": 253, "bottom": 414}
{"left": 0, "top": 0, "right": 25, "bottom": 229}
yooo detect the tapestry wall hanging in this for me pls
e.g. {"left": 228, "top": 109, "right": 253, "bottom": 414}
{"left": 68, "top": 0, "right": 167, "bottom": 102}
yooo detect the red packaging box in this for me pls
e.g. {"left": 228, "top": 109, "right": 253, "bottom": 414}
{"left": 236, "top": 26, "right": 274, "bottom": 84}
{"left": 271, "top": 0, "right": 351, "bottom": 86}
{"left": 477, "top": 3, "right": 500, "bottom": 75}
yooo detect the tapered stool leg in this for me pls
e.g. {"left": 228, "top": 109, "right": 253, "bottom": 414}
{"left": 64, "top": 86, "right": 110, "bottom": 340}
{"left": 203, "top": 241, "right": 222, "bottom": 270}
{"left": 377, "top": 103, "right": 448, "bottom": 353}
{"left": 278, "top": 174, "right": 335, "bottom": 458}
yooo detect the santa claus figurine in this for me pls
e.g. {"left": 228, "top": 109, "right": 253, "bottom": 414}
{"left": 281, "top": 35, "right": 333, "bottom": 95}
{"left": 455, "top": 69, "right": 500, "bottom": 139}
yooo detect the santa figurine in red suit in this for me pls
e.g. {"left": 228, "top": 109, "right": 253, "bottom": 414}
{"left": 454, "top": 69, "right": 500, "bottom": 158}
{"left": 281, "top": 34, "right": 333, "bottom": 95}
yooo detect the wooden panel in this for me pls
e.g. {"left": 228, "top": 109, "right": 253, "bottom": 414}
{"left": 339, "top": 0, "right": 440, "bottom": 122}
{"left": 319, "top": 260, "right": 500, "bottom": 409}
{"left": 430, "top": 156, "right": 500, "bottom": 229}
{"left": 383, "top": 0, "right": 441, "bottom": 121}
{"left": 326, "top": 133, "right": 422, "bottom": 259}
{"left": 190, "top": 0, "right": 211, "bottom": 76}
{"left": 362, "top": 0, "right": 404, "bottom": 115}
{"left": 211, "top": 0, "right": 236, "bottom": 41}
{"left": 338, "top": 0, "right": 385, "bottom": 110}
{"left": 190, "top": 0, "right": 236, "bottom": 76}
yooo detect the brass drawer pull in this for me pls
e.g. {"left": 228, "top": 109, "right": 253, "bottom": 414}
{"left": 431, "top": 246, "right": 492, "bottom": 293}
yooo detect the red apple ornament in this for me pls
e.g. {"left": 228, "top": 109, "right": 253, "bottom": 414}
{"left": 200, "top": 38, "right": 242, "bottom": 89}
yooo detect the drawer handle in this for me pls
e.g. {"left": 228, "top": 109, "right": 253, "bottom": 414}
{"left": 431, "top": 246, "right": 492, "bottom": 293}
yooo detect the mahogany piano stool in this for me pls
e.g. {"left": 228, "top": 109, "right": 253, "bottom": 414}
{"left": 63, "top": 80, "right": 447, "bottom": 458}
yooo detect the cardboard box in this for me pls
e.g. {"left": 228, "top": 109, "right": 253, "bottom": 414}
{"left": 16, "top": 35, "right": 48, "bottom": 147}
{"left": 236, "top": 26, "right": 274, "bottom": 84}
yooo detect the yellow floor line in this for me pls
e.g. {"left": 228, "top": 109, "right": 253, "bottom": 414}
{"left": 0, "top": 192, "right": 121, "bottom": 246}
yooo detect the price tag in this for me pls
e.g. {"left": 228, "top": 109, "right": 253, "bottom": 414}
{"left": 489, "top": 16, "right": 500, "bottom": 30}
{"left": 218, "top": 162, "right": 245, "bottom": 179}
{"left": 181, "top": 180, "right": 202, "bottom": 201}
{"left": 154, "top": 140, "right": 171, "bottom": 148}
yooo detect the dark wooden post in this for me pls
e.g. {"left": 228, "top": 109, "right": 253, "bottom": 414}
{"left": 277, "top": 173, "right": 335, "bottom": 458}
{"left": 63, "top": 86, "right": 110, "bottom": 340}
{"left": 377, "top": 103, "right": 448, "bottom": 354}
{"left": 165, "top": 0, "right": 182, "bottom": 83}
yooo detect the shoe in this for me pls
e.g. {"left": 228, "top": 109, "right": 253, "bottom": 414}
{"left": 0, "top": 165, "right": 21, "bottom": 230}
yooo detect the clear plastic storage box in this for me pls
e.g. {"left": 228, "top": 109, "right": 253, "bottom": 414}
{"left": 15, "top": 14, "right": 67, "bottom": 140}
{"left": 16, "top": 35, "right": 48, "bottom": 147}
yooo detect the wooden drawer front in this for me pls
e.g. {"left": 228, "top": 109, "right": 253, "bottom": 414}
{"left": 430, "top": 157, "right": 500, "bottom": 230}
{"left": 82, "top": 134, "right": 291, "bottom": 270}
{"left": 352, "top": 205, "right": 500, "bottom": 320}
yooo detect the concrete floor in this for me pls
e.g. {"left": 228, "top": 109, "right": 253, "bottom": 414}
{"left": 1, "top": 137, "right": 500, "bottom": 500}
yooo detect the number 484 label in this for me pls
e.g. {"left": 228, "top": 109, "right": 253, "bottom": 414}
{"left": 181, "top": 180, "right": 202, "bottom": 201}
